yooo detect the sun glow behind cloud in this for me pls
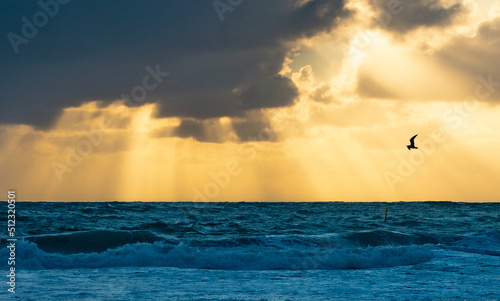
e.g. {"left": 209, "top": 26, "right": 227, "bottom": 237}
{"left": 2, "top": 0, "right": 500, "bottom": 201}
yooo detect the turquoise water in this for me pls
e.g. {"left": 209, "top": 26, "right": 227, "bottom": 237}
{"left": 1, "top": 202, "right": 499, "bottom": 300}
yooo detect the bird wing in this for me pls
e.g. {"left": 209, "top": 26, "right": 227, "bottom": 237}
{"left": 410, "top": 134, "right": 418, "bottom": 143}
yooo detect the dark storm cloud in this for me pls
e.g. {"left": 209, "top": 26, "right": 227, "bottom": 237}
{"left": 0, "top": 0, "right": 349, "bottom": 129}
{"left": 173, "top": 119, "right": 207, "bottom": 142}
{"left": 240, "top": 76, "right": 299, "bottom": 110}
{"left": 232, "top": 120, "right": 276, "bottom": 142}
{"left": 369, "top": 0, "right": 464, "bottom": 34}
{"left": 158, "top": 115, "right": 276, "bottom": 143}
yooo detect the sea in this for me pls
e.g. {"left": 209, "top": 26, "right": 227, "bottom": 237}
{"left": 1, "top": 201, "right": 499, "bottom": 300}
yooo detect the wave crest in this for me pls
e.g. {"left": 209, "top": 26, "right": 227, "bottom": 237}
{"left": 1, "top": 239, "right": 433, "bottom": 271}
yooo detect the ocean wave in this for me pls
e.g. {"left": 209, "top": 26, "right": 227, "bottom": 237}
{"left": 0, "top": 239, "right": 433, "bottom": 271}
{"left": 2, "top": 228, "right": 498, "bottom": 271}
{"left": 23, "top": 230, "right": 165, "bottom": 254}
{"left": 342, "top": 229, "right": 500, "bottom": 249}
{"left": 342, "top": 229, "right": 444, "bottom": 247}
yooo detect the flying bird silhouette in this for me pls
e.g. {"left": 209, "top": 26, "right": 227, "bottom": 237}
{"left": 407, "top": 134, "right": 418, "bottom": 150}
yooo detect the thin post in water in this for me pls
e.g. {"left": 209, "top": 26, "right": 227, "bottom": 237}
{"left": 384, "top": 207, "right": 388, "bottom": 222}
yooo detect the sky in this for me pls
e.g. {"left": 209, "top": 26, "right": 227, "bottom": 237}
{"left": 1, "top": 0, "right": 500, "bottom": 201}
